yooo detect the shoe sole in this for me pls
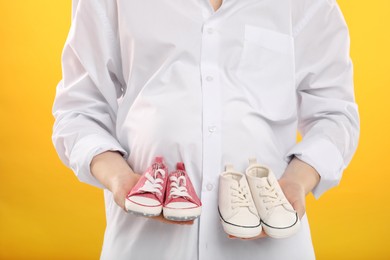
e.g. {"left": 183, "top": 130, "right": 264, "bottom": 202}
{"left": 262, "top": 218, "right": 301, "bottom": 239}
{"left": 163, "top": 206, "right": 202, "bottom": 221}
{"left": 125, "top": 199, "right": 162, "bottom": 217}
{"left": 220, "top": 220, "right": 262, "bottom": 238}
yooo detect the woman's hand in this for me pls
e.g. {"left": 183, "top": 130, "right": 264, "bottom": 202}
{"left": 90, "top": 151, "right": 194, "bottom": 225}
{"left": 90, "top": 151, "right": 139, "bottom": 209}
{"left": 279, "top": 156, "right": 320, "bottom": 220}
{"left": 278, "top": 177, "right": 306, "bottom": 219}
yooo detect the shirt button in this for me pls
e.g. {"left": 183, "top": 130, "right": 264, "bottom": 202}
{"left": 206, "top": 76, "right": 214, "bottom": 82}
{"left": 207, "top": 27, "right": 214, "bottom": 34}
{"left": 208, "top": 126, "right": 217, "bottom": 133}
{"left": 206, "top": 183, "right": 214, "bottom": 191}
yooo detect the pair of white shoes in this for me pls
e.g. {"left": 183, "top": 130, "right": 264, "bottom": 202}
{"left": 218, "top": 158, "right": 300, "bottom": 239}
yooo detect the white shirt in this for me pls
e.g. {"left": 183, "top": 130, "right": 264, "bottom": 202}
{"left": 52, "top": 0, "right": 359, "bottom": 259}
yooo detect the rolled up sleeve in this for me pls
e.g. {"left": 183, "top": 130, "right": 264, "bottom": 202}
{"left": 286, "top": 0, "right": 360, "bottom": 198}
{"left": 52, "top": 0, "right": 127, "bottom": 188}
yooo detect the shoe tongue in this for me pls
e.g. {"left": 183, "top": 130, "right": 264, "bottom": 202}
{"left": 155, "top": 157, "right": 164, "bottom": 164}
{"left": 227, "top": 173, "right": 243, "bottom": 188}
{"left": 238, "top": 174, "right": 247, "bottom": 188}
{"left": 176, "top": 162, "right": 185, "bottom": 171}
{"left": 170, "top": 170, "right": 184, "bottom": 178}
{"left": 259, "top": 176, "right": 272, "bottom": 187}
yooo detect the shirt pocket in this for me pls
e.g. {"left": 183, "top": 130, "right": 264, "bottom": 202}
{"left": 236, "top": 24, "right": 296, "bottom": 122}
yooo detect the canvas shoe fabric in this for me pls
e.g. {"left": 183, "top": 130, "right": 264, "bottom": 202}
{"left": 218, "top": 164, "right": 262, "bottom": 238}
{"left": 246, "top": 158, "right": 300, "bottom": 238}
{"left": 163, "top": 162, "right": 202, "bottom": 221}
{"left": 125, "top": 157, "right": 169, "bottom": 217}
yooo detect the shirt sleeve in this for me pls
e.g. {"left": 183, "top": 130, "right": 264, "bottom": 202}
{"left": 286, "top": 0, "right": 360, "bottom": 198}
{"left": 52, "top": 0, "right": 127, "bottom": 189}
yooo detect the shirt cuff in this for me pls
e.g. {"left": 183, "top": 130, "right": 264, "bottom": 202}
{"left": 285, "top": 137, "right": 345, "bottom": 199}
{"left": 68, "top": 134, "right": 128, "bottom": 189}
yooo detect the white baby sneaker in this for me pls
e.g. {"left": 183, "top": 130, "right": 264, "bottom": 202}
{"left": 246, "top": 158, "right": 300, "bottom": 238}
{"left": 218, "top": 164, "right": 262, "bottom": 238}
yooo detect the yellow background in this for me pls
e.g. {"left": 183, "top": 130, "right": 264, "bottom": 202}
{"left": 0, "top": 0, "right": 389, "bottom": 259}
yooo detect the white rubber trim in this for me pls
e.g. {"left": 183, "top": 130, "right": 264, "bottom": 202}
{"left": 221, "top": 220, "right": 262, "bottom": 239}
{"left": 125, "top": 198, "right": 162, "bottom": 216}
{"left": 263, "top": 219, "right": 301, "bottom": 239}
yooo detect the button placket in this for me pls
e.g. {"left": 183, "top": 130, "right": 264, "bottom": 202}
{"left": 200, "top": 23, "right": 221, "bottom": 189}
{"left": 199, "top": 22, "right": 222, "bottom": 260}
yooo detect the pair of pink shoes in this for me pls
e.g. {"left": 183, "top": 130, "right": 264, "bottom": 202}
{"left": 125, "top": 157, "right": 202, "bottom": 221}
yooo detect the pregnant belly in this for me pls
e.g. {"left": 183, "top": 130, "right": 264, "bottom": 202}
{"left": 118, "top": 93, "right": 203, "bottom": 174}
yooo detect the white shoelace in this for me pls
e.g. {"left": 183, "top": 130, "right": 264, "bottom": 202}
{"left": 169, "top": 175, "right": 191, "bottom": 199}
{"left": 230, "top": 185, "right": 251, "bottom": 210}
{"left": 257, "top": 182, "right": 288, "bottom": 210}
{"left": 139, "top": 167, "right": 166, "bottom": 196}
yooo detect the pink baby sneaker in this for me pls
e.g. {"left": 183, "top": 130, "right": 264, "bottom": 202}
{"left": 163, "top": 162, "right": 202, "bottom": 221}
{"left": 126, "top": 157, "right": 169, "bottom": 217}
